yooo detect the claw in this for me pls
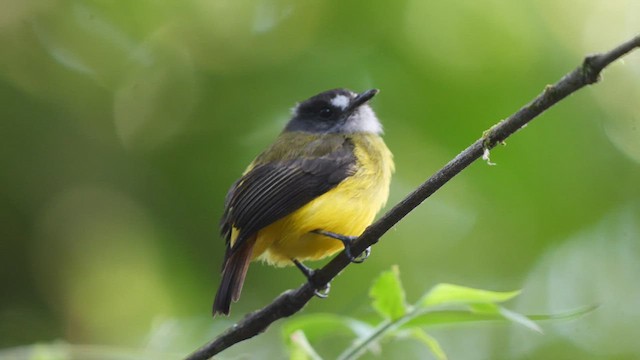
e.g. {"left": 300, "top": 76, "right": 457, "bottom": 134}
{"left": 293, "top": 259, "right": 331, "bottom": 298}
{"left": 351, "top": 246, "right": 371, "bottom": 263}
{"left": 313, "top": 282, "right": 331, "bottom": 298}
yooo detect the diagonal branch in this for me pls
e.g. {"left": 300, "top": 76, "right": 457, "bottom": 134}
{"left": 185, "top": 34, "right": 640, "bottom": 360}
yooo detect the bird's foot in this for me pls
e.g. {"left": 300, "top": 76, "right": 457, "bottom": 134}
{"left": 312, "top": 229, "right": 370, "bottom": 263}
{"left": 314, "top": 282, "right": 331, "bottom": 298}
{"left": 293, "top": 259, "right": 331, "bottom": 298}
{"left": 352, "top": 246, "right": 371, "bottom": 263}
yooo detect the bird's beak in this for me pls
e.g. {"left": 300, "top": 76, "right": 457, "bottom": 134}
{"left": 347, "top": 89, "right": 379, "bottom": 112}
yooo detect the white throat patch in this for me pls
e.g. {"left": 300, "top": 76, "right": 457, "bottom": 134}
{"left": 343, "top": 105, "right": 383, "bottom": 134}
{"left": 330, "top": 95, "right": 350, "bottom": 110}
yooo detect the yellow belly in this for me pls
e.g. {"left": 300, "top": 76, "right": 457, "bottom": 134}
{"left": 251, "top": 134, "right": 394, "bottom": 266}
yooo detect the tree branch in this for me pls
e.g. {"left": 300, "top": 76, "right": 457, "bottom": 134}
{"left": 185, "top": 34, "right": 640, "bottom": 360}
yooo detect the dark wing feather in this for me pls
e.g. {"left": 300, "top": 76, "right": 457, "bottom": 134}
{"left": 220, "top": 136, "right": 356, "bottom": 256}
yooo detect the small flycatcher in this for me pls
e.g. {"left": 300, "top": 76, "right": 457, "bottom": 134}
{"left": 213, "top": 88, "right": 394, "bottom": 315}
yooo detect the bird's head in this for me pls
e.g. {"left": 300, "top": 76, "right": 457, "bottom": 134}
{"left": 285, "top": 88, "right": 382, "bottom": 135}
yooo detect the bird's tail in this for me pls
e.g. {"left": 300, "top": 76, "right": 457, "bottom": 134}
{"left": 212, "top": 239, "right": 255, "bottom": 316}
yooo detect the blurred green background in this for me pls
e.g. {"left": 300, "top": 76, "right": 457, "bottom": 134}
{"left": 1, "top": 0, "right": 639, "bottom": 359}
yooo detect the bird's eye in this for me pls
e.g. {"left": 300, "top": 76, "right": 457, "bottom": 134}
{"left": 319, "top": 107, "right": 333, "bottom": 118}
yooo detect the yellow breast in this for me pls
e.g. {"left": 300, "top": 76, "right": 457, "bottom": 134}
{"left": 253, "top": 133, "right": 394, "bottom": 266}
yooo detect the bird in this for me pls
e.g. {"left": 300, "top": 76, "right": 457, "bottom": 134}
{"left": 213, "top": 88, "right": 394, "bottom": 316}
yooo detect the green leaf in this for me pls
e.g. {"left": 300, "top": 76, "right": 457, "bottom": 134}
{"left": 409, "top": 329, "right": 448, "bottom": 360}
{"left": 469, "top": 302, "right": 500, "bottom": 314}
{"left": 400, "top": 310, "right": 509, "bottom": 329}
{"left": 369, "top": 265, "right": 407, "bottom": 320}
{"left": 527, "top": 305, "right": 599, "bottom": 321}
{"left": 288, "top": 330, "right": 323, "bottom": 360}
{"left": 498, "top": 306, "right": 543, "bottom": 333}
{"left": 400, "top": 306, "right": 597, "bottom": 331}
{"left": 419, "top": 284, "right": 520, "bottom": 308}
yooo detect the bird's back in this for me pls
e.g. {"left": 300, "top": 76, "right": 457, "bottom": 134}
{"left": 253, "top": 132, "right": 394, "bottom": 266}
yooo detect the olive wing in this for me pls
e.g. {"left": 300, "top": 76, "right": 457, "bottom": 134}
{"left": 220, "top": 137, "right": 357, "bottom": 255}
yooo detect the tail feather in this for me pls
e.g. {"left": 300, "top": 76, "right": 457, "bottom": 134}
{"left": 213, "top": 239, "right": 255, "bottom": 316}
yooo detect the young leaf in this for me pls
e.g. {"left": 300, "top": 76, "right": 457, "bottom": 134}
{"left": 527, "top": 305, "right": 599, "bottom": 321}
{"left": 400, "top": 306, "right": 597, "bottom": 330}
{"left": 498, "top": 306, "right": 543, "bottom": 334}
{"left": 369, "top": 265, "right": 407, "bottom": 320}
{"left": 400, "top": 310, "right": 510, "bottom": 329}
{"left": 419, "top": 283, "right": 520, "bottom": 308}
{"left": 469, "top": 302, "right": 500, "bottom": 314}
{"left": 409, "top": 329, "right": 448, "bottom": 360}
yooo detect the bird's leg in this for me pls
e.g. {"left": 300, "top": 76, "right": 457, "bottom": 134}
{"left": 312, "top": 229, "right": 371, "bottom": 263}
{"left": 292, "top": 259, "right": 330, "bottom": 298}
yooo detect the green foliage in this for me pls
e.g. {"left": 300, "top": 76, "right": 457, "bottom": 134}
{"left": 419, "top": 283, "right": 520, "bottom": 307}
{"left": 369, "top": 265, "right": 407, "bottom": 320}
{"left": 0, "top": 1, "right": 638, "bottom": 358}
{"left": 283, "top": 266, "right": 594, "bottom": 360}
